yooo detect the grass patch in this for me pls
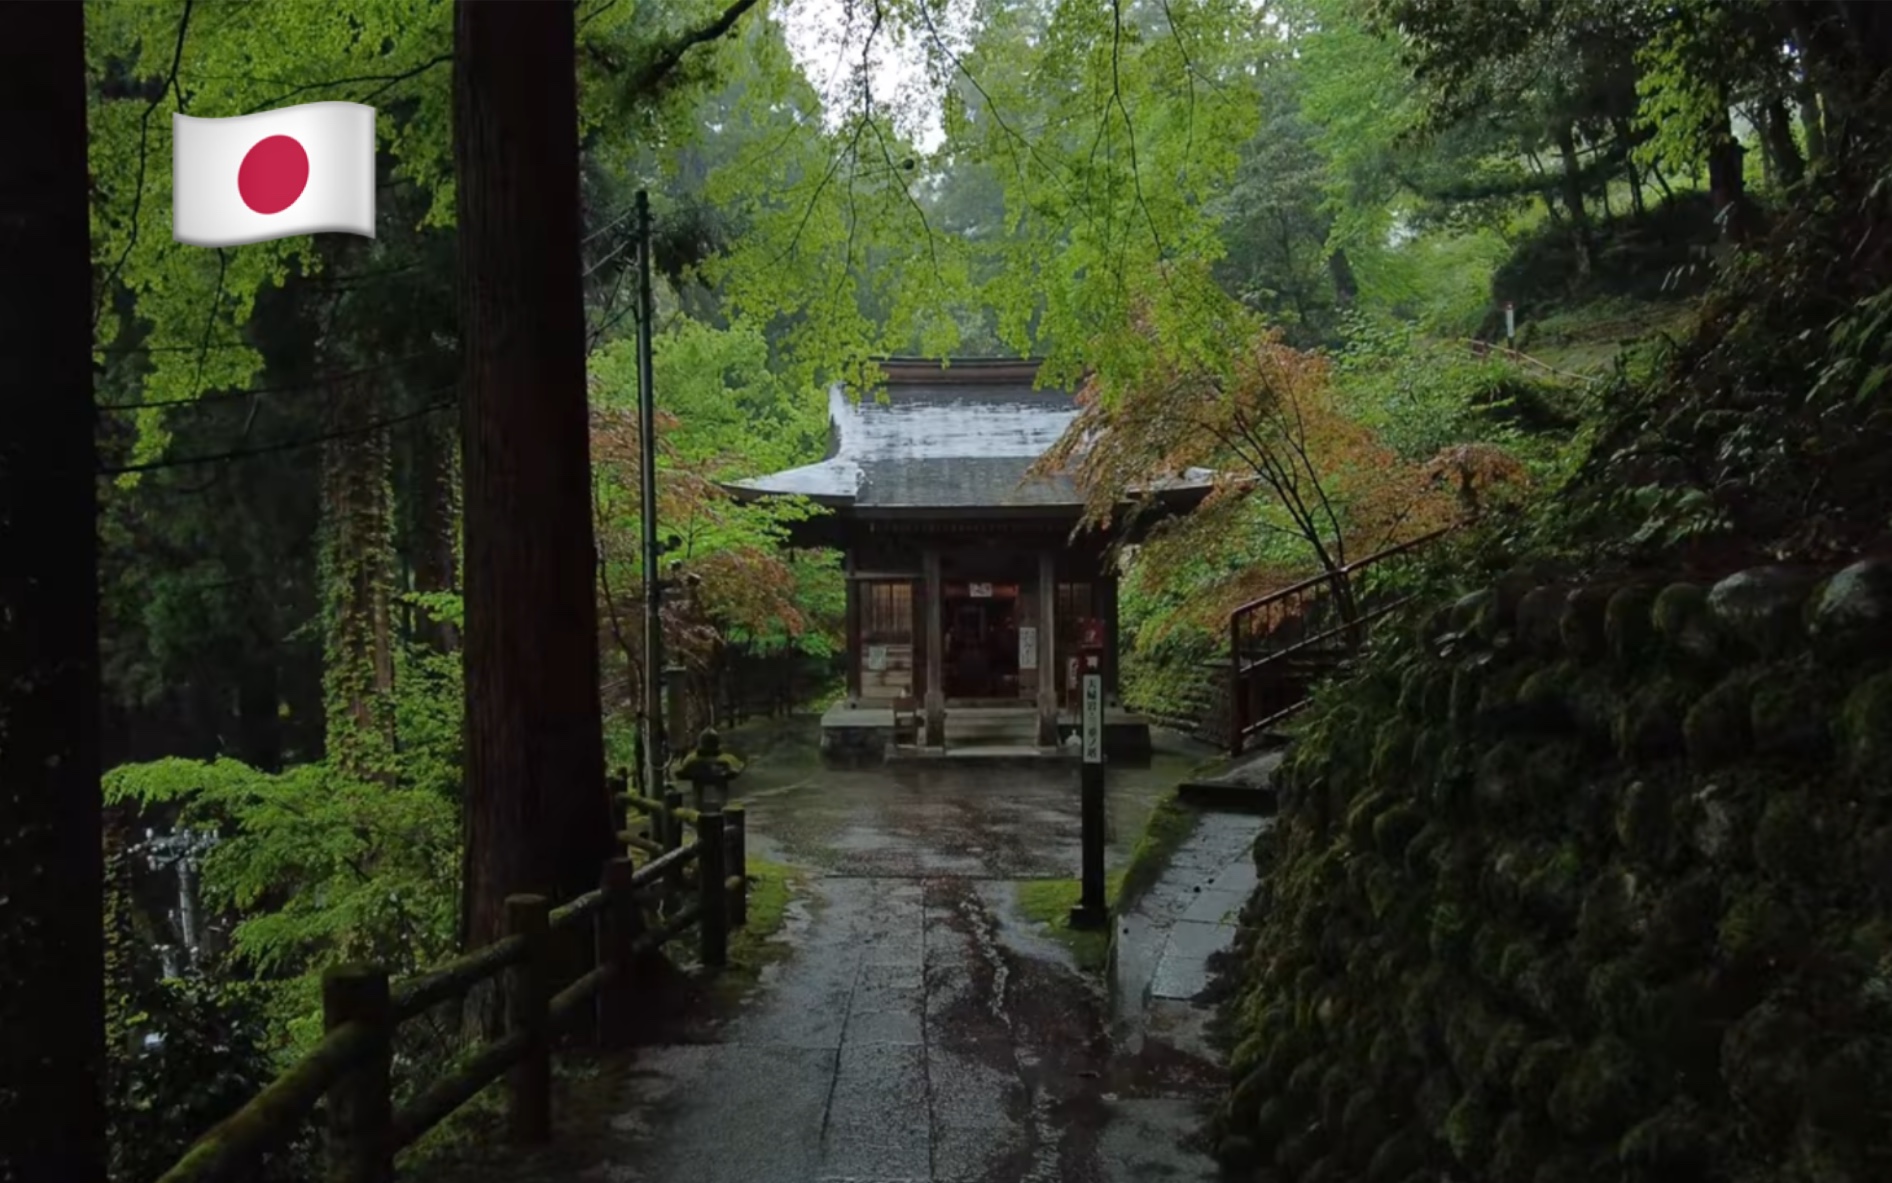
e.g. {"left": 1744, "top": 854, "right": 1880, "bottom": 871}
{"left": 714, "top": 857, "right": 803, "bottom": 1003}
{"left": 1014, "top": 792, "right": 1202, "bottom": 973}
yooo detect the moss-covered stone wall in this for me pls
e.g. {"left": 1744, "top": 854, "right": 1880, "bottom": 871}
{"left": 1211, "top": 558, "right": 1892, "bottom": 1183}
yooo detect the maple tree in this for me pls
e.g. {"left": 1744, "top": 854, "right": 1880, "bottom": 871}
{"left": 1036, "top": 286, "right": 1526, "bottom": 640}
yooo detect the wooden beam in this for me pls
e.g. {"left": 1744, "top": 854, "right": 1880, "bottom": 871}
{"left": 923, "top": 547, "right": 945, "bottom": 747}
{"left": 1037, "top": 550, "right": 1058, "bottom": 747}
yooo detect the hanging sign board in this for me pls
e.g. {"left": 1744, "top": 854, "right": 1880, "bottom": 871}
{"left": 865, "top": 644, "right": 888, "bottom": 672}
{"left": 1504, "top": 301, "right": 1516, "bottom": 340}
{"left": 1018, "top": 625, "right": 1038, "bottom": 670}
{"left": 969, "top": 581, "right": 994, "bottom": 599}
{"left": 1082, "top": 673, "right": 1103, "bottom": 764}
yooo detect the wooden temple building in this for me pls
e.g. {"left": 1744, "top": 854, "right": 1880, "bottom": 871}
{"left": 725, "top": 358, "right": 1213, "bottom": 758}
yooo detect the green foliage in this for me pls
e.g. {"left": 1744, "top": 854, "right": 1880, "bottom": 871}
{"left": 104, "top": 751, "right": 459, "bottom": 1051}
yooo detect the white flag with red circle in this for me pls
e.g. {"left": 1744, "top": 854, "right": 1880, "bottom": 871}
{"left": 172, "top": 102, "right": 376, "bottom": 247}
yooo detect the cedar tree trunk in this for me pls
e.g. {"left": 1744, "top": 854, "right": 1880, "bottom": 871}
{"left": 0, "top": 4, "right": 106, "bottom": 1179}
{"left": 453, "top": 0, "right": 612, "bottom": 956}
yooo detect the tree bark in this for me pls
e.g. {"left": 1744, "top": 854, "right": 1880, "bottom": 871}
{"left": 320, "top": 375, "right": 397, "bottom": 781}
{"left": 0, "top": 4, "right": 106, "bottom": 1179}
{"left": 1553, "top": 119, "right": 1593, "bottom": 279}
{"left": 1326, "top": 247, "right": 1358, "bottom": 309}
{"left": 1705, "top": 107, "right": 1750, "bottom": 243}
{"left": 1761, "top": 96, "right": 1807, "bottom": 188}
{"left": 403, "top": 411, "right": 461, "bottom": 652}
{"left": 454, "top": 0, "right": 612, "bottom": 957}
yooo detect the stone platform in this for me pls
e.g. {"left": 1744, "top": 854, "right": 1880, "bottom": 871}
{"left": 818, "top": 703, "right": 1154, "bottom": 763}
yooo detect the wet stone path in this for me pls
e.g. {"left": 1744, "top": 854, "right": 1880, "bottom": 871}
{"left": 548, "top": 741, "right": 1251, "bottom": 1183}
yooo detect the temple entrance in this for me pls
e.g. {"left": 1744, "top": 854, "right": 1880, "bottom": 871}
{"left": 942, "top": 580, "right": 1021, "bottom": 700}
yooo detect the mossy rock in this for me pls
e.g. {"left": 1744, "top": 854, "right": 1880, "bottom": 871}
{"left": 1807, "top": 558, "right": 1892, "bottom": 658}
{"left": 1650, "top": 582, "right": 1719, "bottom": 663}
{"left": 1643, "top": 971, "right": 1726, "bottom": 1082}
{"left": 1518, "top": 843, "right": 1586, "bottom": 929}
{"left": 1448, "top": 658, "right": 1493, "bottom": 736}
{"left": 1515, "top": 661, "right": 1580, "bottom": 734}
{"left": 1837, "top": 671, "right": 1892, "bottom": 780}
{"left": 1613, "top": 677, "right": 1697, "bottom": 761}
{"left": 1803, "top": 1037, "right": 1883, "bottom": 1136}
{"left": 1474, "top": 739, "right": 1534, "bottom": 818}
{"left": 1442, "top": 1090, "right": 1496, "bottom": 1169}
{"left": 1513, "top": 951, "right": 1585, "bottom": 1029}
{"left": 1443, "top": 999, "right": 1501, "bottom": 1085}
{"left": 1480, "top": 1020, "right": 1533, "bottom": 1090}
{"left": 1747, "top": 663, "right": 1838, "bottom": 758}
{"left": 1214, "top": 1135, "right": 1261, "bottom": 1172}
{"left": 1428, "top": 902, "right": 1473, "bottom": 967}
{"left": 1604, "top": 583, "right": 1661, "bottom": 667}
{"left": 1487, "top": 1112, "right": 1540, "bottom": 1183}
{"left": 1683, "top": 672, "right": 1757, "bottom": 771}
{"left": 1616, "top": 1099, "right": 1719, "bottom": 1182}
{"left": 1414, "top": 1068, "right": 1458, "bottom": 1131}
{"left": 1585, "top": 957, "right": 1655, "bottom": 1042}
{"left": 1576, "top": 866, "right": 1641, "bottom": 957}
{"left": 1681, "top": 781, "right": 1744, "bottom": 865}
{"left": 1450, "top": 589, "right": 1496, "bottom": 633}
{"left": 1860, "top": 825, "right": 1892, "bottom": 908}
{"left": 1614, "top": 778, "right": 1676, "bottom": 866}
{"left": 1371, "top": 802, "right": 1426, "bottom": 863}
{"left": 1546, "top": 1035, "right": 1644, "bottom": 1138}
{"left": 1474, "top": 660, "right": 1541, "bottom": 736}
{"left": 1510, "top": 1037, "right": 1575, "bottom": 1112}
{"left": 1707, "top": 565, "right": 1821, "bottom": 657}
{"left": 1317, "top": 1062, "right": 1354, "bottom": 1128}
{"left": 1370, "top": 720, "right": 1419, "bottom": 786}
{"left": 1531, "top": 1153, "right": 1596, "bottom": 1183}
{"left": 1340, "top": 1086, "right": 1388, "bottom": 1152}
{"left": 1470, "top": 919, "right": 1512, "bottom": 990}
{"left": 1345, "top": 789, "right": 1393, "bottom": 850}
{"left": 1717, "top": 883, "right": 1810, "bottom": 968}
{"left": 1559, "top": 585, "right": 1614, "bottom": 662}
{"left": 1365, "top": 1127, "right": 1429, "bottom": 1183}
{"left": 1636, "top": 871, "right": 1721, "bottom": 976}
{"left": 1719, "top": 1000, "right": 1818, "bottom": 1134}
{"left": 1750, "top": 790, "right": 1825, "bottom": 882}
{"left": 1403, "top": 821, "right": 1452, "bottom": 881}
{"left": 1516, "top": 585, "right": 1569, "bottom": 654}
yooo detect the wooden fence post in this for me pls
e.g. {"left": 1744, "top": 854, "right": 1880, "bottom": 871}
{"left": 662, "top": 786, "right": 685, "bottom": 900}
{"left": 597, "top": 857, "right": 640, "bottom": 1049}
{"left": 322, "top": 963, "right": 393, "bottom": 1183}
{"left": 723, "top": 803, "right": 748, "bottom": 929}
{"left": 504, "top": 894, "right": 551, "bottom": 1145}
{"left": 696, "top": 811, "right": 727, "bottom": 968}
{"left": 607, "top": 768, "right": 629, "bottom": 842}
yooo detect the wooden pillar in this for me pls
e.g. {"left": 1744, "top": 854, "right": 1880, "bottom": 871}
{"left": 923, "top": 547, "right": 945, "bottom": 746}
{"left": 843, "top": 553, "right": 862, "bottom": 706}
{"left": 1037, "top": 549, "right": 1058, "bottom": 747}
{"left": 1100, "top": 569, "right": 1121, "bottom": 702}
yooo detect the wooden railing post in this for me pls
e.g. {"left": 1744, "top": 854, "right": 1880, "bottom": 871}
{"left": 662, "top": 786, "right": 685, "bottom": 900}
{"left": 696, "top": 811, "right": 728, "bottom": 968}
{"left": 1229, "top": 610, "right": 1244, "bottom": 756}
{"left": 596, "top": 857, "right": 640, "bottom": 1049}
{"left": 607, "top": 768, "right": 629, "bottom": 842}
{"left": 504, "top": 894, "right": 551, "bottom": 1145}
{"left": 322, "top": 964, "right": 393, "bottom": 1183}
{"left": 724, "top": 802, "right": 748, "bottom": 929}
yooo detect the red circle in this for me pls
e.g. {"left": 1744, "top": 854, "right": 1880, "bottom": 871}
{"left": 237, "top": 135, "right": 309, "bottom": 214}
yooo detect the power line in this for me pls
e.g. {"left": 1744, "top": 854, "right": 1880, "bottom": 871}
{"left": 97, "top": 353, "right": 447, "bottom": 410}
{"left": 100, "top": 391, "right": 455, "bottom": 476}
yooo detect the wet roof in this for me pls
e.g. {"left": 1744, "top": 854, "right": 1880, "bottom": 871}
{"left": 725, "top": 360, "right": 1212, "bottom": 512}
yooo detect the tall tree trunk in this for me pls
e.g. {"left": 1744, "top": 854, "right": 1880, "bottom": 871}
{"left": 403, "top": 412, "right": 461, "bottom": 652}
{"left": 454, "top": 0, "right": 611, "bottom": 958}
{"left": 1554, "top": 119, "right": 1593, "bottom": 279}
{"left": 1612, "top": 117, "right": 1647, "bottom": 214}
{"left": 1326, "top": 246, "right": 1358, "bottom": 309}
{"left": 0, "top": 5, "right": 106, "bottom": 1179}
{"left": 1796, "top": 84, "right": 1827, "bottom": 165}
{"left": 1705, "top": 106, "right": 1750, "bottom": 243}
{"left": 320, "top": 376, "right": 397, "bottom": 782}
{"left": 1762, "top": 96, "right": 1807, "bottom": 188}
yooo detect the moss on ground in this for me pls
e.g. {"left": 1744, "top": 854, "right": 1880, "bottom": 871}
{"left": 1014, "top": 791, "right": 1203, "bottom": 972}
{"left": 713, "top": 858, "right": 803, "bottom": 1004}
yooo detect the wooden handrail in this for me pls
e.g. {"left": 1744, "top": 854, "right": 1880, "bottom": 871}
{"left": 1227, "top": 524, "right": 1457, "bottom": 622}
{"left": 1226, "top": 525, "right": 1456, "bottom": 754}
{"left": 153, "top": 784, "right": 751, "bottom": 1183}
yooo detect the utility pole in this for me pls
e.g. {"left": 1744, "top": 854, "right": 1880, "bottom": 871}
{"left": 635, "top": 190, "right": 665, "bottom": 800}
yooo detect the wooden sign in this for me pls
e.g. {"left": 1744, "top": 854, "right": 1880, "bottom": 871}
{"left": 865, "top": 644, "right": 888, "bottom": 672}
{"left": 969, "top": 581, "right": 994, "bottom": 598}
{"left": 1082, "top": 673, "right": 1103, "bottom": 764}
{"left": 1018, "top": 625, "right": 1038, "bottom": 670}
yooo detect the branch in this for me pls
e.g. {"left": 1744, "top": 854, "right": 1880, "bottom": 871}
{"left": 250, "top": 53, "right": 451, "bottom": 113}
{"left": 622, "top": 0, "right": 761, "bottom": 97}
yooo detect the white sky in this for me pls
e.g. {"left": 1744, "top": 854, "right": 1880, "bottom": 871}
{"left": 777, "top": 0, "right": 979, "bottom": 154}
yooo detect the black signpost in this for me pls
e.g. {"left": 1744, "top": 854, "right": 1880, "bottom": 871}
{"left": 1071, "top": 655, "right": 1108, "bottom": 930}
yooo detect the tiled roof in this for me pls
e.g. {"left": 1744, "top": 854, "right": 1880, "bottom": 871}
{"left": 726, "top": 362, "right": 1211, "bottom": 511}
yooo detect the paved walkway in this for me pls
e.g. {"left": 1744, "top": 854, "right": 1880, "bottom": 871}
{"left": 484, "top": 735, "right": 1262, "bottom": 1183}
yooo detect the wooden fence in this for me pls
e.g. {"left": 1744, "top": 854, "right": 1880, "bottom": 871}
{"left": 154, "top": 779, "right": 748, "bottom": 1183}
